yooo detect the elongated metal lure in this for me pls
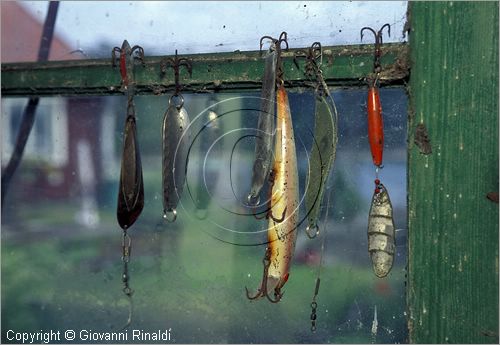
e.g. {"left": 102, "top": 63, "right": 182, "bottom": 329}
{"left": 246, "top": 85, "right": 299, "bottom": 303}
{"left": 114, "top": 40, "right": 145, "bottom": 230}
{"left": 112, "top": 40, "right": 145, "bottom": 331}
{"left": 248, "top": 42, "right": 278, "bottom": 205}
{"left": 117, "top": 112, "right": 145, "bottom": 229}
{"left": 162, "top": 99, "right": 191, "bottom": 222}
{"left": 367, "top": 86, "right": 384, "bottom": 167}
{"left": 368, "top": 181, "right": 395, "bottom": 277}
{"left": 304, "top": 93, "right": 338, "bottom": 238}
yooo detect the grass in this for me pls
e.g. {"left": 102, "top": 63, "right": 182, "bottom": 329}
{"left": 2, "top": 198, "right": 407, "bottom": 343}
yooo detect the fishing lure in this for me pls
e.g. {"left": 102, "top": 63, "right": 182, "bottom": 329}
{"left": 160, "top": 51, "right": 193, "bottom": 222}
{"left": 361, "top": 24, "right": 396, "bottom": 277}
{"left": 368, "top": 181, "right": 395, "bottom": 278}
{"left": 295, "top": 42, "right": 339, "bottom": 238}
{"left": 246, "top": 83, "right": 299, "bottom": 303}
{"left": 117, "top": 114, "right": 145, "bottom": 229}
{"left": 361, "top": 24, "right": 390, "bottom": 168}
{"left": 367, "top": 85, "right": 383, "bottom": 167}
{"left": 247, "top": 37, "right": 278, "bottom": 205}
{"left": 113, "top": 40, "right": 145, "bottom": 230}
{"left": 112, "top": 39, "right": 145, "bottom": 330}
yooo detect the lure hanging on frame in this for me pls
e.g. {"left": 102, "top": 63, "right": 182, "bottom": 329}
{"left": 294, "top": 41, "right": 339, "bottom": 331}
{"left": 160, "top": 50, "right": 193, "bottom": 222}
{"left": 294, "top": 42, "right": 339, "bottom": 240}
{"left": 360, "top": 24, "right": 395, "bottom": 278}
{"left": 246, "top": 32, "right": 300, "bottom": 303}
{"left": 111, "top": 39, "right": 146, "bottom": 329}
{"left": 247, "top": 34, "right": 279, "bottom": 206}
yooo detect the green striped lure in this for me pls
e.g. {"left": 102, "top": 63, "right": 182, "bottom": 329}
{"left": 295, "top": 42, "right": 339, "bottom": 239}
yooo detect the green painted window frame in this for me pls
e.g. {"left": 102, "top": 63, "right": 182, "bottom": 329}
{"left": 1, "top": 43, "right": 407, "bottom": 97}
{"left": 2, "top": 2, "right": 499, "bottom": 343}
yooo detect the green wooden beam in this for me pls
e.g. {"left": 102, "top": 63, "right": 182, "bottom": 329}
{"left": 408, "top": 2, "right": 499, "bottom": 343}
{"left": 1, "top": 43, "right": 408, "bottom": 96}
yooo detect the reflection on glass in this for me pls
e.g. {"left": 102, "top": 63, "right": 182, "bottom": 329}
{"left": 1, "top": 88, "right": 407, "bottom": 343}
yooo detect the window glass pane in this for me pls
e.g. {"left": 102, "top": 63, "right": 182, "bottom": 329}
{"left": 2, "top": 88, "right": 407, "bottom": 343}
{"left": 2, "top": 1, "right": 407, "bottom": 61}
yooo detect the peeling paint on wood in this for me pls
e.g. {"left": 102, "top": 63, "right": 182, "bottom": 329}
{"left": 414, "top": 123, "right": 432, "bottom": 155}
{"left": 408, "top": 2, "right": 499, "bottom": 343}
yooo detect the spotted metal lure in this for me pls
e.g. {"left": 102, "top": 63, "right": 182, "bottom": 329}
{"left": 368, "top": 181, "right": 395, "bottom": 277}
{"left": 248, "top": 38, "right": 278, "bottom": 205}
{"left": 246, "top": 84, "right": 299, "bottom": 303}
{"left": 361, "top": 24, "right": 396, "bottom": 277}
{"left": 160, "top": 51, "right": 193, "bottom": 222}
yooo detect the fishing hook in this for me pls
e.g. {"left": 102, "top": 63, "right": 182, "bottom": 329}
{"left": 245, "top": 248, "right": 283, "bottom": 303}
{"left": 275, "top": 31, "right": 289, "bottom": 86}
{"left": 294, "top": 42, "right": 328, "bottom": 96}
{"left": 259, "top": 32, "right": 289, "bottom": 86}
{"left": 251, "top": 170, "right": 287, "bottom": 223}
{"left": 160, "top": 50, "right": 193, "bottom": 103}
{"left": 111, "top": 41, "right": 145, "bottom": 88}
{"left": 360, "top": 23, "right": 391, "bottom": 75}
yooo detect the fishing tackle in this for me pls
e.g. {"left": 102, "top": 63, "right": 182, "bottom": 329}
{"left": 113, "top": 40, "right": 145, "bottom": 230}
{"left": 361, "top": 24, "right": 396, "bottom": 277}
{"left": 368, "top": 181, "right": 395, "bottom": 278}
{"left": 307, "top": 175, "right": 335, "bottom": 332}
{"left": 111, "top": 39, "right": 145, "bottom": 329}
{"left": 247, "top": 32, "right": 288, "bottom": 206}
{"left": 360, "top": 24, "right": 390, "bottom": 168}
{"left": 247, "top": 38, "right": 278, "bottom": 206}
{"left": 294, "top": 42, "right": 339, "bottom": 239}
{"left": 246, "top": 83, "right": 299, "bottom": 303}
{"left": 160, "top": 50, "right": 193, "bottom": 222}
{"left": 193, "top": 94, "right": 222, "bottom": 219}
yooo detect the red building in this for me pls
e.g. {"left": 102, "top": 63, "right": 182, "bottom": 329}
{"left": 1, "top": 2, "right": 108, "bottom": 212}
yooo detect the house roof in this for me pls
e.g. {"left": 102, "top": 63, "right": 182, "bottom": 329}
{"left": 1, "top": 2, "right": 78, "bottom": 63}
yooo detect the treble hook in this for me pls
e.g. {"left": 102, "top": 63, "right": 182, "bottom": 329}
{"left": 111, "top": 40, "right": 145, "bottom": 89}
{"left": 293, "top": 41, "right": 322, "bottom": 78}
{"left": 251, "top": 170, "right": 287, "bottom": 223}
{"left": 245, "top": 248, "right": 283, "bottom": 303}
{"left": 258, "top": 32, "right": 288, "bottom": 86}
{"left": 360, "top": 23, "right": 391, "bottom": 74}
{"left": 160, "top": 50, "right": 193, "bottom": 99}
{"left": 294, "top": 41, "right": 328, "bottom": 96}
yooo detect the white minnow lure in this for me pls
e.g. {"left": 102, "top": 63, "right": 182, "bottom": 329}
{"left": 246, "top": 84, "right": 299, "bottom": 303}
{"left": 248, "top": 41, "right": 278, "bottom": 205}
{"left": 368, "top": 182, "right": 395, "bottom": 277}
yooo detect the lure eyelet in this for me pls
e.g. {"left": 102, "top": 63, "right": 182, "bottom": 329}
{"left": 305, "top": 223, "right": 320, "bottom": 239}
{"left": 247, "top": 192, "right": 261, "bottom": 206}
{"left": 163, "top": 208, "right": 177, "bottom": 222}
{"left": 169, "top": 94, "right": 184, "bottom": 110}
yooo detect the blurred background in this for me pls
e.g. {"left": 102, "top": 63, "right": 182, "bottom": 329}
{"left": 2, "top": 1, "right": 408, "bottom": 343}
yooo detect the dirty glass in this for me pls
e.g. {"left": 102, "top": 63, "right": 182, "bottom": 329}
{"left": 4, "top": 1, "right": 408, "bottom": 60}
{"left": 1, "top": 89, "right": 407, "bottom": 343}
